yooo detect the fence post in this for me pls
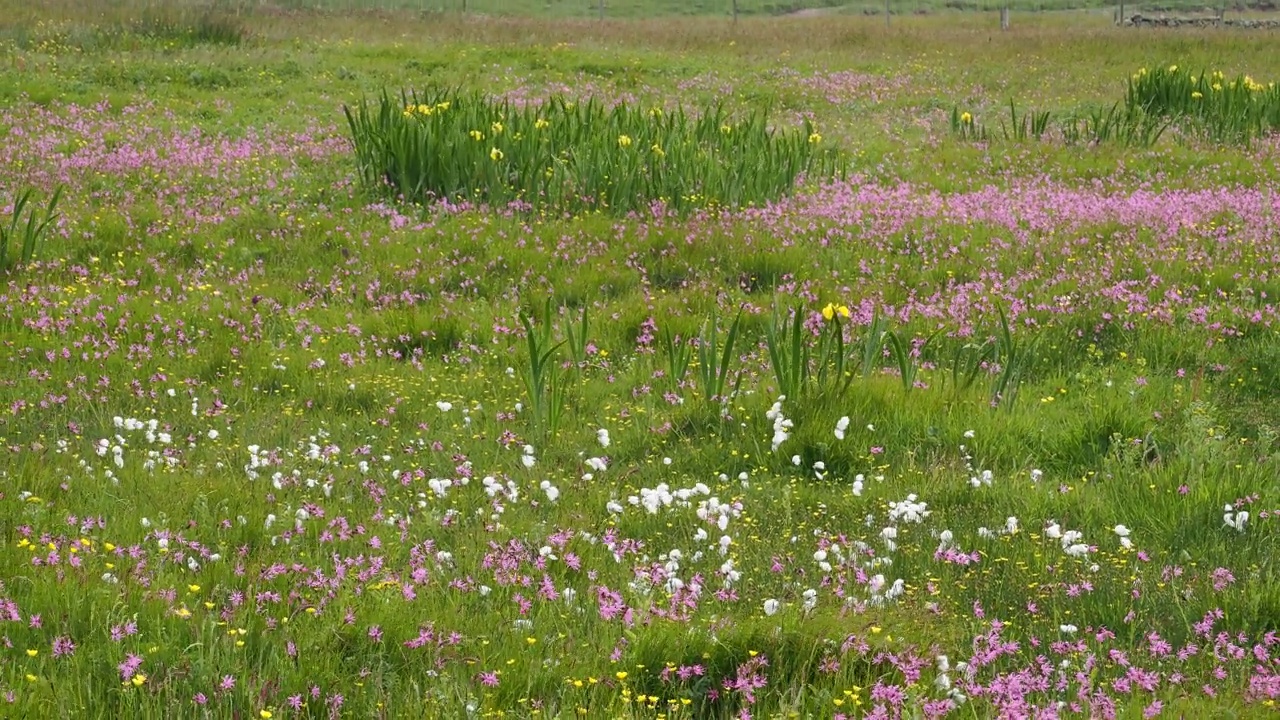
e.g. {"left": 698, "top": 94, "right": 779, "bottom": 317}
{"left": 884, "top": 0, "right": 889, "bottom": 27}
{"left": 1000, "top": 5, "right": 1009, "bottom": 29}
{"left": 1118, "top": 0, "right": 1124, "bottom": 25}
{"left": 732, "top": 0, "right": 738, "bottom": 23}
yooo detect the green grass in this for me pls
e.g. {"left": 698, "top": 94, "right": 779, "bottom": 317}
{"left": 1, "top": 3, "right": 1280, "bottom": 718}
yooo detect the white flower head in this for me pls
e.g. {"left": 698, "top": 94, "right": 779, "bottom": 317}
{"left": 540, "top": 480, "right": 560, "bottom": 503}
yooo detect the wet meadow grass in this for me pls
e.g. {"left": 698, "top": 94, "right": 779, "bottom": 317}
{"left": 1, "top": 3, "right": 1280, "bottom": 718}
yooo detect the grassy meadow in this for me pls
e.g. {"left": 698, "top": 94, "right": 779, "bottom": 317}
{"left": 2, "top": 3, "right": 1280, "bottom": 718}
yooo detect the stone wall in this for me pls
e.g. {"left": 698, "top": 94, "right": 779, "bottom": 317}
{"left": 1123, "top": 12, "right": 1280, "bottom": 27}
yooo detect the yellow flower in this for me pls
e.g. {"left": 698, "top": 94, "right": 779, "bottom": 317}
{"left": 26, "top": 674, "right": 38, "bottom": 683}
{"left": 491, "top": 121, "right": 504, "bottom": 135}
{"left": 615, "top": 671, "right": 628, "bottom": 681}
{"left": 535, "top": 118, "right": 550, "bottom": 130}
{"left": 1212, "top": 83, "right": 1222, "bottom": 92}
{"left": 960, "top": 111, "right": 972, "bottom": 124}
{"left": 188, "top": 584, "right": 201, "bottom": 593}
{"left": 131, "top": 674, "right": 147, "bottom": 687}
{"left": 651, "top": 144, "right": 665, "bottom": 157}
{"left": 436, "top": 101, "right": 450, "bottom": 111}
{"left": 808, "top": 132, "right": 822, "bottom": 144}
{"left": 822, "top": 303, "right": 835, "bottom": 321}
{"left": 490, "top": 148, "right": 504, "bottom": 162}
{"left": 26, "top": 649, "right": 38, "bottom": 657}
{"left": 617, "top": 135, "right": 633, "bottom": 148}
{"left": 1168, "top": 64, "right": 1178, "bottom": 73}
{"left": 837, "top": 305, "right": 850, "bottom": 318}
{"left": 417, "top": 104, "right": 431, "bottom": 115}
{"left": 469, "top": 130, "right": 484, "bottom": 141}
{"left": 1192, "top": 91, "right": 1203, "bottom": 99}
{"left": 260, "top": 711, "right": 274, "bottom": 719}
{"left": 720, "top": 124, "right": 732, "bottom": 134}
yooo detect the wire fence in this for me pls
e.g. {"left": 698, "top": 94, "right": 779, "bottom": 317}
{"left": 48, "top": 0, "right": 1280, "bottom": 23}
{"left": 229, "top": 0, "right": 1250, "bottom": 17}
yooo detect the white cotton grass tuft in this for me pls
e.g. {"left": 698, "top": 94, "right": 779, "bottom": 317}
{"left": 1223, "top": 505, "right": 1249, "bottom": 532}
{"left": 766, "top": 397, "right": 792, "bottom": 451}
{"left": 540, "top": 480, "right": 560, "bottom": 503}
{"left": 1113, "top": 524, "right": 1133, "bottom": 549}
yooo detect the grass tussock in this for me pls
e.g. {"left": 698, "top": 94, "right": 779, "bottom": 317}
{"left": 345, "top": 87, "right": 845, "bottom": 214}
